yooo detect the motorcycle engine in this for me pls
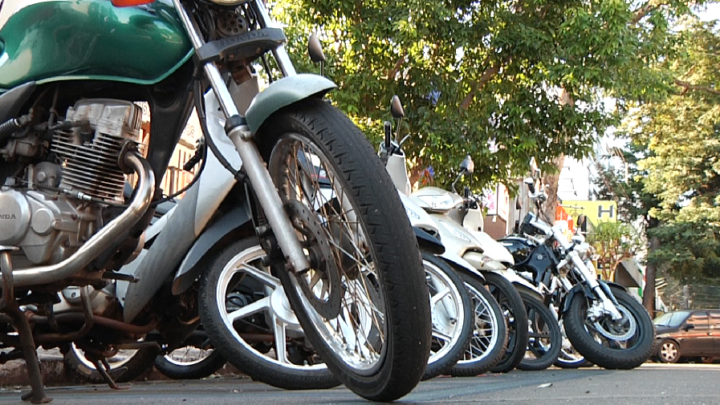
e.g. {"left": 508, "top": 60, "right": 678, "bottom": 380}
{"left": 0, "top": 99, "right": 143, "bottom": 268}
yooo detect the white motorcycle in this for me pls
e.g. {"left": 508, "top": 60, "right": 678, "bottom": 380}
{"left": 381, "top": 97, "right": 517, "bottom": 375}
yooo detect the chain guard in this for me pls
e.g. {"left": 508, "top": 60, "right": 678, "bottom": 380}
{"left": 284, "top": 201, "right": 342, "bottom": 320}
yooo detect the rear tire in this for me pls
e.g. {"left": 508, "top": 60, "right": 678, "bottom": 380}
{"left": 64, "top": 344, "right": 157, "bottom": 384}
{"left": 517, "top": 292, "right": 561, "bottom": 371}
{"left": 448, "top": 272, "right": 507, "bottom": 376}
{"left": 564, "top": 287, "right": 655, "bottom": 369}
{"left": 485, "top": 273, "right": 529, "bottom": 373}
{"left": 153, "top": 340, "right": 226, "bottom": 380}
{"left": 259, "top": 99, "right": 432, "bottom": 401}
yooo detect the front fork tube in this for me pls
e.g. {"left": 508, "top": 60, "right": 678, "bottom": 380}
{"left": 171, "top": 0, "right": 310, "bottom": 273}
{"left": 567, "top": 251, "right": 622, "bottom": 321}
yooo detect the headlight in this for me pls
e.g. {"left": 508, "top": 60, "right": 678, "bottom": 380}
{"left": 416, "top": 194, "right": 456, "bottom": 211}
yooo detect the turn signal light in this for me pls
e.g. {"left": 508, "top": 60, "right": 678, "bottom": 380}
{"left": 111, "top": 0, "right": 155, "bottom": 7}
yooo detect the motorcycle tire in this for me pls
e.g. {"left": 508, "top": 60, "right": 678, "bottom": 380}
{"left": 64, "top": 344, "right": 157, "bottom": 384}
{"left": 564, "top": 286, "right": 655, "bottom": 370}
{"left": 421, "top": 253, "right": 472, "bottom": 380}
{"left": 154, "top": 345, "right": 226, "bottom": 380}
{"left": 448, "top": 271, "right": 508, "bottom": 376}
{"left": 256, "top": 98, "right": 432, "bottom": 402}
{"left": 554, "top": 320, "right": 593, "bottom": 369}
{"left": 517, "top": 292, "right": 561, "bottom": 371}
{"left": 200, "top": 238, "right": 340, "bottom": 390}
{"left": 485, "top": 273, "right": 529, "bottom": 373}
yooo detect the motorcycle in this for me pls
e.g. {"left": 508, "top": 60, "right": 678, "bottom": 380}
{"left": 381, "top": 97, "right": 511, "bottom": 376}
{"left": 197, "top": 86, "right": 474, "bottom": 388}
{"left": 0, "top": 0, "right": 432, "bottom": 402}
{"left": 499, "top": 174, "right": 655, "bottom": 369}
{"left": 442, "top": 170, "right": 562, "bottom": 372}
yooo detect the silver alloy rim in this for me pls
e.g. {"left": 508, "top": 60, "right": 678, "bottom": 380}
{"left": 269, "top": 133, "right": 388, "bottom": 375}
{"left": 457, "top": 282, "right": 500, "bottom": 364}
{"left": 215, "top": 244, "right": 327, "bottom": 371}
{"left": 661, "top": 342, "right": 678, "bottom": 362}
{"left": 424, "top": 260, "right": 466, "bottom": 366}
{"left": 163, "top": 347, "right": 214, "bottom": 366}
{"left": 586, "top": 304, "right": 637, "bottom": 345}
{"left": 71, "top": 343, "right": 137, "bottom": 370}
{"left": 557, "top": 322, "right": 585, "bottom": 364}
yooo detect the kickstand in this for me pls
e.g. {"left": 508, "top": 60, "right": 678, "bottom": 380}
{"left": 1, "top": 249, "right": 51, "bottom": 404}
{"left": 91, "top": 358, "right": 129, "bottom": 390}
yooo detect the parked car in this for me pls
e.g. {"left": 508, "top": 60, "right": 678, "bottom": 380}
{"left": 654, "top": 310, "right": 720, "bottom": 363}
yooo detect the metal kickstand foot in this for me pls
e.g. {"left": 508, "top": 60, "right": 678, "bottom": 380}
{"left": 91, "top": 358, "right": 129, "bottom": 390}
{"left": 0, "top": 249, "right": 51, "bottom": 404}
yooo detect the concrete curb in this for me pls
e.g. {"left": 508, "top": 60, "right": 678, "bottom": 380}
{"left": 1, "top": 351, "right": 245, "bottom": 388}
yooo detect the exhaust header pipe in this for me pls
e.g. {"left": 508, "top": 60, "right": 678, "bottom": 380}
{"left": 3, "top": 153, "right": 155, "bottom": 288}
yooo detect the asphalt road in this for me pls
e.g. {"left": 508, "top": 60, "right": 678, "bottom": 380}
{"left": 1, "top": 363, "right": 718, "bottom": 405}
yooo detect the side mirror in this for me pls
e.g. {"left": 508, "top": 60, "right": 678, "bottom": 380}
{"left": 683, "top": 324, "right": 695, "bottom": 331}
{"left": 308, "top": 33, "right": 325, "bottom": 63}
{"left": 390, "top": 95, "right": 405, "bottom": 119}
{"left": 460, "top": 155, "right": 474, "bottom": 174}
{"left": 524, "top": 177, "right": 535, "bottom": 194}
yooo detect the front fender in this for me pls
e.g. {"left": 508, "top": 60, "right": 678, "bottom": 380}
{"left": 561, "top": 283, "right": 594, "bottom": 314}
{"left": 245, "top": 74, "right": 336, "bottom": 133}
{"left": 414, "top": 227, "right": 444, "bottom": 255}
{"left": 171, "top": 205, "right": 252, "bottom": 295}
{"left": 440, "top": 250, "right": 485, "bottom": 282}
{"left": 560, "top": 280, "right": 621, "bottom": 314}
{"left": 489, "top": 269, "right": 543, "bottom": 298}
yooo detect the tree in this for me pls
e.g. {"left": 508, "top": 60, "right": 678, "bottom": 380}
{"left": 270, "top": 0, "right": 700, "bottom": 194}
{"left": 587, "top": 221, "right": 639, "bottom": 281}
{"left": 622, "top": 19, "right": 720, "bottom": 284}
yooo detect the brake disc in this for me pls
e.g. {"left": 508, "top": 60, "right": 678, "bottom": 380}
{"left": 592, "top": 304, "right": 637, "bottom": 342}
{"left": 284, "top": 200, "right": 343, "bottom": 319}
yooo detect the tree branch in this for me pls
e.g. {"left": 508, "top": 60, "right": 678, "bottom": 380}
{"left": 459, "top": 58, "right": 501, "bottom": 111}
{"left": 387, "top": 51, "right": 407, "bottom": 80}
{"left": 674, "top": 79, "right": 720, "bottom": 95}
{"left": 631, "top": 1, "right": 662, "bottom": 24}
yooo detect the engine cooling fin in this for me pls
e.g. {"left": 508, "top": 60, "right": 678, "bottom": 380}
{"left": 51, "top": 100, "right": 143, "bottom": 203}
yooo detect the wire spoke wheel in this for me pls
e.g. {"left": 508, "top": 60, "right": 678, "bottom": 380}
{"left": 254, "top": 100, "right": 431, "bottom": 401}
{"left": 269, "top": 134, "right": 387, "bottom": 373}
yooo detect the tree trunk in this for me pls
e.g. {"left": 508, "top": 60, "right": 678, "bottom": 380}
{"left": 642, "top": 236, "right": 660, "bottom": 317}
{"left": 541, "top": 155, "right": 565, "bottom": 222}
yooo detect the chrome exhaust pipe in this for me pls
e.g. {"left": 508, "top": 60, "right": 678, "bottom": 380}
{"left": 3, "top": 153, "right": 155, "bottom": 288}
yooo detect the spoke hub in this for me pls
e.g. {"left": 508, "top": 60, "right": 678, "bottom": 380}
{"left": 270, "top": 287, "right": 301, "bottom": 329}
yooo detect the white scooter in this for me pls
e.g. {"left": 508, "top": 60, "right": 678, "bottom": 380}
{"left": 380, "top": 98, "right": 508, "bottom": 376}
{"left": 383, "top": 96, "right": 560, "bottom": 373}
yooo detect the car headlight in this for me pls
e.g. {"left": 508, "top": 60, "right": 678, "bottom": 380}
{"left": 416, "top": 194, "right": 456, "bottom": 211}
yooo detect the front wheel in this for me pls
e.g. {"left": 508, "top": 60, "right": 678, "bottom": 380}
{"left": 258, "top": 99, "right": 432, "bottom": 401}
{"left": 564, "top": 287, "right": 655, "bottom": 369}
{"left": 421, "top": 253, "right": 472, "bottom": 380}
{"left": 448, "top": 272, "right": 507, "bottom": 376}
{"left": 485, "top": 273, "right": 529, "bottom": 373}
{"left": 657, "top": 340, "right": 680, "bottom": 363}
{"left": 516, "top": 292, "right": 561, "bottom": 371}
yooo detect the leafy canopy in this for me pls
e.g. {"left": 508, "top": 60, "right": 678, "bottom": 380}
{"left": 271, "top": 0, "right": 695, "bottom": 190}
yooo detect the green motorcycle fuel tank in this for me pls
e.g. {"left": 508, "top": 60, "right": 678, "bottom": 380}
{"left": 0, "top": 0, "right": 193, "bottom": 92}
